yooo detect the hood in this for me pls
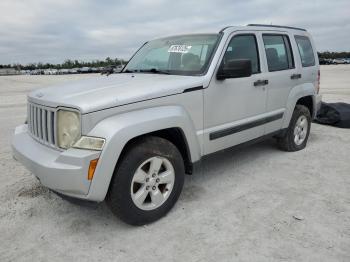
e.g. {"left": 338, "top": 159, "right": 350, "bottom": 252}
{"left": 28, "top": 73, "right": 205, "bottom": 113}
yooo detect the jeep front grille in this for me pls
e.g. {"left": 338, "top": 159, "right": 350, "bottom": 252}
{"left": 27, "top": 103, "right": 57, "bottom": 147}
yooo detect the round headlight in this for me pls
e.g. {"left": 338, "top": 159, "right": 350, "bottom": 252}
{"left": 57, "top": 110, "right": 81, "bottom": 149}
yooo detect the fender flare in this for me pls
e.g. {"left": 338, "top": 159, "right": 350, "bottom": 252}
{"left": 86, "top": 105, "right": 201, "bottom": 201}
{"left": 282, "top": 83, "right": 316, "bottom": 128}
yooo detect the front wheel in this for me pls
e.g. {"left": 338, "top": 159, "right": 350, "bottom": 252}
{"left": 277, "top": 105, "right": 311, "bottom": 152}
{"left": 106, "top": 136, "right": 185, "bottom": 226}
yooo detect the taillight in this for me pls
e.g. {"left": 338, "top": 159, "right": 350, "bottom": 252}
{"left": 316, "top": 69, "right": 320, "bottom": 94}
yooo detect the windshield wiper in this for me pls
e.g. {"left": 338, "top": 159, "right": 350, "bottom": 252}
{"left": 122, "top": 69, "right": 137, "bottom": 73}
{"left": 140, "top": 68, "right": 170, "bottom": 75}
{"left": 122, "top": 68, "right": 170, "bottom": 74}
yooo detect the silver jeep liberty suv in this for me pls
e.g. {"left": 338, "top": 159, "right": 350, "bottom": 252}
{"left": 12, "top": 24, "right": 322, "bottom": 225}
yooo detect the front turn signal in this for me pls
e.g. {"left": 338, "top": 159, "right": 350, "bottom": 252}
{"left": 88, "top": 159, "right": 99, "bottom": 180}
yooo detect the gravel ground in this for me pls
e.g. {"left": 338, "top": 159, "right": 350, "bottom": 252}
{"left": 0, "top": 66, "right": 349, "bottom": 262}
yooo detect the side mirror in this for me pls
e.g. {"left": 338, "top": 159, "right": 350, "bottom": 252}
{"left": 216, "top": 59, "right": 252, "bottom": 80}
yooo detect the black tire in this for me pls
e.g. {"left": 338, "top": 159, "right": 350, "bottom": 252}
{"left": 277, "top": 105, "right": 311, "bottom": 152}
{"left": 106, "top": 136, "right": 185, "bottom": 226}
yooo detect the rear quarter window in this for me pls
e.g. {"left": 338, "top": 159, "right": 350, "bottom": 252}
{"left": 295, "top": 36, "right": 315, "bottom": 67}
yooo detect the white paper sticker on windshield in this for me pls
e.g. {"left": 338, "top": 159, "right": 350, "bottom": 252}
{"left": 168, "top": 45, "right": 192, "bottom": 53}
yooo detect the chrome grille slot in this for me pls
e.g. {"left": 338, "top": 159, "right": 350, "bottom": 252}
{"left": 27, "top": 103, "right": 57, "bottom": 147}
{"left": 37, "top": 108, "right": 42, "bottom": 139}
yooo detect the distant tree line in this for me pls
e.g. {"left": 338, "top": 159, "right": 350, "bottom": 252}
{"left": 318, "top": 52, "right": 350, "bottom": 59}
{"left": 1, "top": 52, "right": 349, "bottom": 70}
{"left": 0, "top": 57, "right": 127, "bottom": 70}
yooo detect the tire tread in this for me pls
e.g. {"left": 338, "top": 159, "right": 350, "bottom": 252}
{"left": 277, "top": 105, "right": 311, "bottom": 152}
{"left": 106, "top": 136, "right": 185, "bottom": 226}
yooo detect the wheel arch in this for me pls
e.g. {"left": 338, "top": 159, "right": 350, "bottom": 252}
{"left": 84, "top": 106, "right": 201, "bottom": 201}
{"left": 296, "top": 96, "right": 313, "bottom": 117}
{"left": 113, "top": 127, "right": 193, "bottom": 175}
{"left": 282, "top": 83, "right": 317, "bottom": 128}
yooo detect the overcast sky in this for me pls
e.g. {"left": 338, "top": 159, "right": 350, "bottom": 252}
{"left": 0, "top": 0, "right": 349, "bottom": 64}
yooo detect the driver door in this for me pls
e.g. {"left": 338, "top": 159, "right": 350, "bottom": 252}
{"left": 203, "top": 33, "right": 268, "bottom": 154}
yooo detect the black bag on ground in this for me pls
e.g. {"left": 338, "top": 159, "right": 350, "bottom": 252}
{"left": 315, "top": 102, "right": 350, "bottom": 128}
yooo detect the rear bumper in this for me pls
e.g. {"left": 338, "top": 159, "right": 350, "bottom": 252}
{"left": 12, "top": 125, "right": 100, "bottom": 200}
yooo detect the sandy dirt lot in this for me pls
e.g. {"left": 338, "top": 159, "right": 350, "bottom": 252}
{"left": 0, "top": 66, "right": 349, "bottom": 262}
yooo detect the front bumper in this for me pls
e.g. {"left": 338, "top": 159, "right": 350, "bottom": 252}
{"left": 12, "top": 125, "right": 100, "bottom": 200}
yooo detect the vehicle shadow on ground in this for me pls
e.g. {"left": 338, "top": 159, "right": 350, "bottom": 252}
{"left": 190, "top": 138, "right": 278, "bottom": 181}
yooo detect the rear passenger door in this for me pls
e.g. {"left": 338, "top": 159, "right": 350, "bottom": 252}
{"left": 260, "top": 33, "right": 298, "bottom": 134}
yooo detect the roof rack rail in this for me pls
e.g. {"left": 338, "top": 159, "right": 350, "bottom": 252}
{"left": 247, "top": 24, "right": 306, "bottom": 31}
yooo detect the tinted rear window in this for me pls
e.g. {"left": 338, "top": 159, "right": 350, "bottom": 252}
{"left": 263, "top": 34, "right": 294, "bottom": 72}
{"left": 295, "top": 36, "right": 315, "bottom": 67}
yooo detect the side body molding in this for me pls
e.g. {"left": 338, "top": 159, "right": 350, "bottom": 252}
{"left": 282, "top": 83, "right": 317, "bottom": 128}
{"left": 86, "top": 106, "right": 201, "bottom": 201}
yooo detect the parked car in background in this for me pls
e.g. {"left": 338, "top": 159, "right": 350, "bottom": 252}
{"left": 0, "top": 68, "right": 20, "bottom": 75}
{"left": 343, "top": 58, "right": 350, "bottom": 64}
{"left": 333, "top": 58, "right": 346, "bottom": 64}
{"left": 319, "top": 58, "right": 331, "bottom": 65}
{"left": 12, "top": 24, "right": 321, "bottom": 225}
{"left": 90, "top": 67, "right": 100, "bottom": 73}
{"left": 78, "top": 67, "right": 92, "bottom": 73}
{"left": 69, "top": 68, "right": 79, "bottom": 74}
{"left": 44, "top": 69, "right": 58, "bottom": 75}
{"left": 20, "top": 70, "right": 30, "bottom": 75}
{"left": 30, "top": 69, "right": 44, "bottom": 75}
{"left": 58, "top": 69, "right": 70, "bottom": 74}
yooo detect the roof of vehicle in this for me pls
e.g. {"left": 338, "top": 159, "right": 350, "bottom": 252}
{"left": 146, "top": 25, "right": 310, "bottom": 43}
{"left": 220, "top": 24, "right": 308, "bottom": 34}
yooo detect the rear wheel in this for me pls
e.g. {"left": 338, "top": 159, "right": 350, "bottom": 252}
{"left": 106, "top": 136, "right": 185, "bottom": 226}
{"left": 277, "top": 105, "right": 311, "bottom": 152}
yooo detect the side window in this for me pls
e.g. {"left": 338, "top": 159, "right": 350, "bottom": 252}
{"left": 223, "top": 35, "right": 260, "bottom": 74}
{"left": 295, "top": 36, "right": 315, "bottom": 67}
{"left": 263, "top": 34, "right": 294, "bottom": 72}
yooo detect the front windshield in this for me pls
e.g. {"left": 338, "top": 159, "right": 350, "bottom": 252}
{"left": 123, "top": 34, "right": 220, "bottom": 76}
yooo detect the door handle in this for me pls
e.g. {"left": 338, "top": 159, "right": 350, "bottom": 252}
{"left": 254, "top": 79, "right": 269, "bottom": 86}
{"left": 291, "top": 73, "right": 302, "bottom": 80}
